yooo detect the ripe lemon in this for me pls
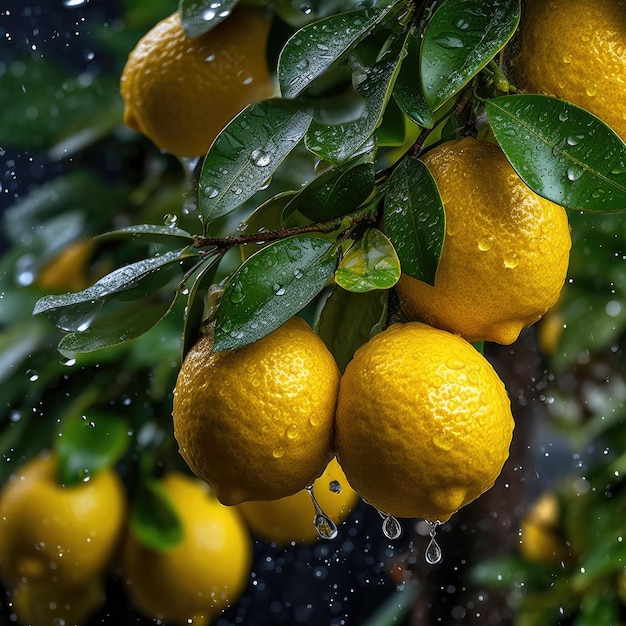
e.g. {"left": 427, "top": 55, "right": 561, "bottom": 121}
{"left": 519, "top": 491, "right": 573, "bottom": 566}
{"left": 37, "top": 238, "right": 95, "bottom": 292}
{"left": 395, "top": 137, "right": 571, "bottom": 345}
{"left": 172, "top": 316, "right": 340, "bottom": 504}
{"left": 513, "top": 0, "right": 626, "bottom": 141}
{"left": 335, "top": 322, "right": 514, "bottom": 522}
{"left": 9, "top": 578, "right": 105, "bottom": 626}
{"left": 0, "top": 453, "right": 126, "bottom": 588}
{"left": 237, "top": 457, "right": 359, "bottom": 545}
{"left": 120, "top": 8, "right": 275, "bottom": 157}
{"left": 122, "top": 472, "right": 251, "bottom": 626}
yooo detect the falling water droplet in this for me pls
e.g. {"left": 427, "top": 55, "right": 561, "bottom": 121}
{"left": 307, "top": 485, "right": 338, "bottom": 539}
{"left": 378, "top": 510, "right": 402, "bottom": 539}
{"left": 425, "top": 521, "right": 442, "bottom": 564}
{"left": 26, "top": 369, "right": 39, "bottom": 382}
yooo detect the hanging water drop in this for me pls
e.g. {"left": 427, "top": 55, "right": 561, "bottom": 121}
{"left": 306, "top": 485, "right": 338, "bottom": 539}
{"left": 378, "top": 510, "right": 402, "bottom": 539}
{"left": 425, "top": 521, "right": 442, "bottom": 564}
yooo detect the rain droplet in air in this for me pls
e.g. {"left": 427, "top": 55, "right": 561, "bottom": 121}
{"left": 378, "top": 510, "right": 402, "bottom": 540}
{"left": 307, "top": 485, "right": 338, "bottom": 540}
{"left": 26, "top": 369, "right": 39, "bottom": 382}
{"left": 425, "top": 521, "right": 442, "bottom": 564}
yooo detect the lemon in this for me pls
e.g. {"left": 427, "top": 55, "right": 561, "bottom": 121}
{"left": 395, "top": 137, "right": 571, "bottom": 345}
{"left": 519, "top": 491, "right": 573, "bottom": 566}
{"left": 122, "top": 472, "right": 251, "bottom": 626}
{"left": 37, "top": 238, "right": 95, "bottom": 292}
{"left": 513, "top": 0, "right": 626, "bottom": 141}
{"left": 173, "top": 316, "right": 340, "bottom": 504}
{"left": 237, "top": 457, "right": 359, "bottom": 545}
{"left": 335, "top": 322, "right": 514, "bottom": 522}
{"left": 120, "top": 8, "right": 275, "bottom": 157}
{"left": 0, "top": 452, "right": 126, "bottom": 588}
{"left": 9, "top": 578, "right": 105, "bottom": 626}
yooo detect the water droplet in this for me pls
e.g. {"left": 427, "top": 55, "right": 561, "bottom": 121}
{"left": 503, "top": 251, "right": 520, "bottom": 269}
{"left": 26, "top": 369, "right": 39, "bottom": 382}
{"left": 566, "top": 165, "right": 584, "bottom": 181}
{"left": 272, "top": 447, "right": 284, "bottom": 459}
{"left": 299, "top": 3, "right": 313, "bottom": 14}
{"left": 202, "top": 8, "right": 216, "bottom": 20}
{"left": 273, "top": 283, "right": 286, "bottom": 296}
{"left": 432, "top": 32, "right": 465, "bottom": 49}
{"left": 610, "top": 161, "right": 626, "bottom": 175}
{"left": 558, "top": 111, "right": 569, "bottom": 122}
{"left": 78, "top": 468, "right": 91, "bottom": 483}
{"left": 446, "top": 357, "right": 464, "bottom": 370}
{"left": 477, "top": 236, "right": 494, "bottom": 251}
{"left": 377, "top": 509, "right": 402, "bottom": 539}
{"left": 203, "top": 186, "right": 219, "bottom": 199}
{"left": 64, "top": 0, "right": 88, "bottom": 6}
{"left": 163, "top": 213, "right": 178, "bottom": 227}
{"left": 425, "top": 521, "right": 443, "bottom": 564}
{"left": 250, "top": 149, "right": 271, "bottom": 167}
{"left": 329, "top": 480, "right": 342, "bottom": 494}
{"left": 229, "top": 281, "right": 245, "bottom": 303}
{"left": 296, "top": 58, "right": 310, "bottom": 71}
{"left": 307, "top": 485, "right": 338, "bottom": 539}
{"left": 293, "top": 269, "right": 303, "bottom": 279}
{"left": 286, "top": 423, "right": 298, "bottom": 439}
{"left": 10, "top": 410, "right": 21, "bottom": 423}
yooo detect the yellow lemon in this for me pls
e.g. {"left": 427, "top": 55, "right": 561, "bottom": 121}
{"left": 120, "top": 8, "right": 275, "bottom": 157}
{"left": 173, "top": 316, "right": 340, "bottom": 505}
{"left": 0, "top": 453, "right": 125, "bottom": 588}
{"left": 519, "top": 491, "right": 573, "bottom": 566}
{"left": 395, "top": 137, "right": 571, "bottom": 344}
{"left": 122, "top": 472, "right": 251, "bottom": 626}
{"left": 9, "top": 578, "right": 105, "bottom": 626}
{"left": 335, "top": 322, "right": 514, "bottom": 522}
{"left": 37, "top": 239, "right": 95, "bottom": 292}
{"left": 513, "top": 0, "right": 626, "bottom": 141}
{"left": 237, "top": 457, "right": 359, "bottom": 545}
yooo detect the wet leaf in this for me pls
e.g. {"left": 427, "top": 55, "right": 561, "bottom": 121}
{"left": 278, "top": 7, "right": 390, "bottom": 98}
{"left": 56, "top": 412, "right": 129, "bottom": 487}
{"left": 180, "top": 256, "right": 221, "bottom": 359}
{"left": 305, "top": 19, "right": 410, "bottom": 163}
{"left": 33, "top": 249, "right": 193, "bottom": 332}
{"left": 96, "top": 224, "right": 194, "bottom": 243}
{"left": 383, "top": 156, "right": 444, "bottom": 285}
{"left": 335, "top": 229, "right": 400, "bottom": 292}
{"left": 198, "top": 99, "right": 312, "bottom": 223}
{"left": 420, "top": 0, "right": 520, "bottom": 110}
{"left": 179, "top": 0, "right": 238, "bottom": 38}
{"left": 213, "top": 235, "right": 336, "bottom": 351}
{"left": 394, "top": 29, "right": 437, "bottom": 128}
{"left": 131, "top": 478, "right": 184, "bottom": 551}
{"left": 284, "top": 160, "right": 375, "bottom": 222}
{"left": 316, "top": 286, "right": 387, "bottom": 373}
{"left": 57, "top": 291, "right": 179, "bottom": 357}
{"left": 487, "top": 94, "right": 626, "bottom": 211}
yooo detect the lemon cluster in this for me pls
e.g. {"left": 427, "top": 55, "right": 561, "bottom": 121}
{"left": 0, "top": 455, "right": 253, "bottom": 626}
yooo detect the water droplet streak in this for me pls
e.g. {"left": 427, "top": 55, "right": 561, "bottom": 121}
{"left": 306, "top": 485, "right": 338, "bottom": 539}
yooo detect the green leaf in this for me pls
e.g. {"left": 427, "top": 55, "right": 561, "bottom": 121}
{"left": 383, "top": 156, "right": 445, "bottom": 285}
{"left": 486, "top": 94, "right": 626, "bottom": 211}
{"left": 278, "top": 7, "right": 390, "bottom": 98}
{"left": 131, "top": 478, "right": 184, "bottom": 551}
{"left": 179, "top": 0, "right": 238, "bottom": 38}
{"left": 316, "top": 286, "right": 387, "bottom": 373}
{"left": 57, "top": 291, "right": 179, "bottom": 356}
{"left": 198, "top": 99, "right": 312, "bottom": 224}
{"left": 180, "top": 257, "right": 221, "bottom": 360}
{"left": 33, "top": 249, "right": 192, "bottom": 331}
{"left": 420, "top": 0, "right": 520, "bottom": 110}
{"left": 335, "top": 228, "right": 400, "bottom": 292}
{"left": 284, "top": 160, "right": 375, "bottom": 222}
{"left": 376, "top": 96, "right": 406, "bottom": 146}
{"left": 56, "top": 412, "right": 130, "bottom": 486}
{"left": 394, "top": 29, "right": 437, "bottom": 128}
{"left": 305, "top": 19, "right": 410, "bottom": 164}
{"left": 96, "top": 224, "right": 194, "bottom": 243}
{"left": 214, "top": 235, "right": 336, "bottom": 351}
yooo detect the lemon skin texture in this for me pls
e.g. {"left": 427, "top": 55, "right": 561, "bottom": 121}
{"left": 513, "top": 0, "right": 626, "bottom": 142}
{"left": 0, "top": 453, "right": 125, "bottom": 588}
{"left": 122, "top": 472, "right": 251, "bottom": 626}
{"left": 120, "top": 8, "right": 275, "bottom": 157}
{"left": 172, "top": 316, "right": 340, "bottom": 505}
{"left": 237, "top": 457, "right": 359, "bottom": 545}
{"left": 9, "top": 578, "right": 105, "bottom": 626}
{"left": 335, "top": 322, "right": 514, "bottom": 523}
{"left": 395, "top": 137, "right": 571, "bottom": 345}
